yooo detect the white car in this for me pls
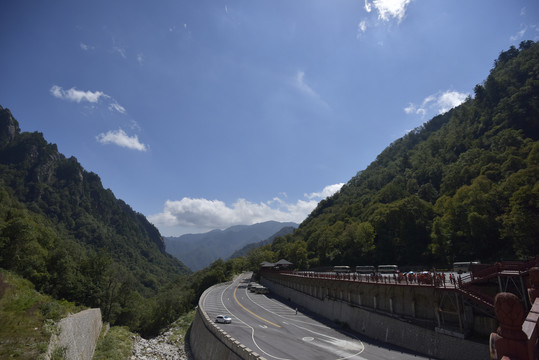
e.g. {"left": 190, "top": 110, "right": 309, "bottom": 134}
{"left": 215, "top": 315, "right": 232, "bottom": 324}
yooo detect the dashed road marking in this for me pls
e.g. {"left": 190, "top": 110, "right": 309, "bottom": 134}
{"left": 233, "top": 283, "right": 281, "bottom": 328}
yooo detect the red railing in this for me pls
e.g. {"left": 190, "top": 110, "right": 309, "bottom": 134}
{"left": 471, "top": 256, "right": 538, "bottom": 282}
{"left": 458, "top": 283, "right": 495, "bottom": 308}
{"left": 277, "top": 270, "right": 458, "bottom": 289}
{"left": 269, "top": 257, "right": 538, "bottom": 310}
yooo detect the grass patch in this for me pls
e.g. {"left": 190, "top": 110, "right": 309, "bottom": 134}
{"left": 0, "top": 269, "right": 79, "bottom": 360}
{"left": 93, "top": 326, "right": 135, "bottom": 360}
{"left": 50, "top": 345, "right": 67, "bottom": 360}
{"left": 168, "top": 309, "right": 196, "bottom": 344}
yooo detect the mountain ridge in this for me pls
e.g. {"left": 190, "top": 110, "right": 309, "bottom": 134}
{"left": 165, "top": 221, "right": 298, "bottom": 271}
{"left": 253, "top": 41, "right": 539, "bottom": 269}
{"left": 228, "top": 225, "right": 296, "bottom": 259}
{"left": 0, "top": 108, "right": 191, "bottom": 335}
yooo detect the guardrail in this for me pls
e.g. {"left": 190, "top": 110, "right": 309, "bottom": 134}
{"left": 472, "top": 257, "right": 538, "bottom": 281}
{"left": 194, "top": 281, "right": 267, "bottom": 360}
{"left": 276, "top": 270, "right": 459, "bottom": 288}
{"left": 272, "top": 269, "right": 498, "bottom": 310}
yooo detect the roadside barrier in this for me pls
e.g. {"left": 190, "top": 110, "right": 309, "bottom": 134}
{"left": 279, "top": 270, "right": 457, "bottom": 288}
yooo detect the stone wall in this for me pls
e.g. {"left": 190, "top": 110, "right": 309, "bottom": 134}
{"left": 261, "top": 274, "right": 489, "bottom": 360}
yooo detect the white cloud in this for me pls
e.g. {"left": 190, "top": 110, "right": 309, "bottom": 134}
{"left": 50, "top": 85, "right": 105, "bottom": 103}
{"left": 404, "top": 103, "right": 418, "bottom": 114}
{"left": 113, "top": 46, "right": 126, "bottom": 58}
{"left": 404, "top": 90, "right": 469, "bottom": 118}
{"left": 357, "top": 21, "right": 367, "bottom": 38}
{"left": 357, "top": 0, "right": 412, "bottom": 40}
{"left": 372, "top": 0, "right": 412, "bottom": 23}
{"left": 148, "top": 183, "right": 344, "bottom": 236}
{"left": 110, "top": 37, "right": 127, "bottom": 58}
{"left": 50, "top": 85, "right": 126, "bottom": 114}
{"left": 80, "top": 42, "right": 94, "bottom": 51}
{"left": 137, "top": 53, "right": 144, "bottom": 65}
{"left": 364, "top": 0, "right": 372, "bottom": 13}
{"left": 128, "top": 119, "right": 142, "bottom": 131}
{"left": 294, "top": 70, "right": 329, "bottom": 108}
{"left": 437, "top": 91, "right": 469, "bottom": 113}
{"left": 108, "top": 100, "right": 126, "bottom": 114}
{"left": 510, "top": 26, "right": 527, "bottom": 41}
{"left": 305, "top": 183, "right": 345, "bottom": 200}
{"left": 295, "top": 71, "right": 316, "bottom": 98}
{"left": 96, "top": 129, "right": 148, "bottom": 151}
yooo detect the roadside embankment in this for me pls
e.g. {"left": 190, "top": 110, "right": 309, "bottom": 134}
{"left": 47, "top": 308, "right": 102, "bottom": 360}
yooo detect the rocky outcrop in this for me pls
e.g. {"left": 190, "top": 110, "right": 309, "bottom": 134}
{"left": 0, "top": 106, "right": 20, "bottom": 146}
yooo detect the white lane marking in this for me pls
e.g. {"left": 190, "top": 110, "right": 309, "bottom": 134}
{"left": 247, "top": 289, "right": 334, "bottom": 328}
{"left": 216, "top": 274, "right": 291, "bottom": 360}
{"left": 284, "top": 321, "right": 366, "bottom": 360}
{"left": 241, "top": 284, "right": 366, "bottom": 359}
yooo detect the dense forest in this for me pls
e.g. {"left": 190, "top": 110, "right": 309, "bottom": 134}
{"left": 249, "top": 40, "right": 539, "bottom": 270}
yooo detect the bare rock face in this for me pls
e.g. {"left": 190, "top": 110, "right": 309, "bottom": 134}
{"left": 0, "top": 106, "right": 20, "bottom": 146}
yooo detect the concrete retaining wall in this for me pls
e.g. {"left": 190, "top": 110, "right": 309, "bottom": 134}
{"left": 189, "top": 283, "right": 267, "bottom": 360}
{"left": 261, "top": 276, "right": 489, "bottom": 360}
{"left": 47, "top": 308, "right": 102, "bottom": 360}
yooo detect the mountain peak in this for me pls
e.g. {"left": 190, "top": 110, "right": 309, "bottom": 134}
{"left": 0, "top": 106, "right": 21, "bottom": 146}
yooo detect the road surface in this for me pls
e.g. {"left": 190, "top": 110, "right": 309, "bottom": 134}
{"left": 202, "top": 273, "right": 435, "bottom": 360}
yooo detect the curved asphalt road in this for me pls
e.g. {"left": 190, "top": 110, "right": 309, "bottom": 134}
{"left": 202, "top": 273, "right": 434, "bottom": 360}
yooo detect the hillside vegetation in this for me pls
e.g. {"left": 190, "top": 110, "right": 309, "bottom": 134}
{"left": 253, "top": 41, "right": 539, "bottom": 269}
{"left": 0, "top": 269, "right": 81, "bottom": 359}
{"left": 0, "top": 112, "right": 196, "bottom": 336}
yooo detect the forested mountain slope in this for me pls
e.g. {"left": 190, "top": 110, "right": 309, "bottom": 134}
{"left": 265, "top": 41, "right": 539, "bottom": 269}
{"left": 0, "top": 109, "right": 190, "bottom": 334}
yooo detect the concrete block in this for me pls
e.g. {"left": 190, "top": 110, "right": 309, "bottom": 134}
{"left": 56, "top": 308, "right": 102, "bottom": 360}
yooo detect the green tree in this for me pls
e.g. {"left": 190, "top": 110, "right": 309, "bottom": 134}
{"left": 501, "top": 182, "right": 539, "bottom": 258}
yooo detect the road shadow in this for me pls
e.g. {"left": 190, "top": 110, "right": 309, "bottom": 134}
{"left": 263, "top": 292, "right": 438, "bottom": 359}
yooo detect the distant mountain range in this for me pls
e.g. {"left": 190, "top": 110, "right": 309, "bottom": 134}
{"left": 228, "top": 225, "right": 296, "bottom": 259}
{"left": 164, "top": 221, "right": 298, "bottom": 271}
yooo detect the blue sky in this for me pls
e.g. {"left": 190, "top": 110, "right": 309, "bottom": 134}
{"left": 1, "top": 0, "right": 538, "bottom": 236}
